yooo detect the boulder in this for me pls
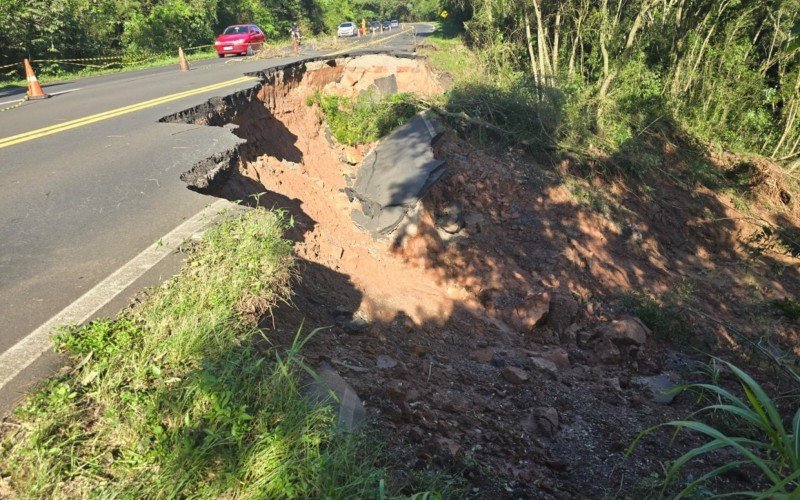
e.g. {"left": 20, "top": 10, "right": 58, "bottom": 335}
{"left": 548, "top": 291, "right": 579, "bottom": 335}
{"left": 600, "top": 316, "right": 650, "bottom": 346}
{"left": 594, "top": 337, "right": 621, "bottom": 365}
{"left": 469, "top": 348, "right": 495, "bottom": 364}
{"left": 540, "top": 347, "right": 571, "bottom": 370}
{"left": 530, "top": 356, "right": 559, "bottom": 376}
{"left": 510, "top": 291, "right": 551, "bottom": 333}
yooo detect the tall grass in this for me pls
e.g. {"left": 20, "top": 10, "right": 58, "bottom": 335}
{"left": 628, "top": 358, "right": 800, "bottom": 498}
{"left": 0, "top": 207, "right": 405, "bottom": 497}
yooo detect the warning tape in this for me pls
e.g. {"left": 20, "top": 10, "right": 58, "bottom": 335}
{"left": 0, "top": 95, "right": 28, "bottom": 113}
{"left": 184, "top": 44, "right": 215, "bottom": 52}
{"left": 32, "top": 55, "right": 125, "bottom": 63}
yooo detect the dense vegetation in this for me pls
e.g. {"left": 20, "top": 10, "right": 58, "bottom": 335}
{"left": 438, "top": 0, "right": 800, "bottom": 162}
{"left": 0, "top": 0, "right": 439, "bottom": 76}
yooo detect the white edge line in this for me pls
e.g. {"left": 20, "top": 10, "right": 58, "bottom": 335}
{"left": 48, "top": 87, "right": 83, "bottom": 97}
{"left": 0, "top": 198, "right": 235, "bottom": 391}
{"left": 0, "top": 88, "right": 83, "bottom": 106}
{"left": 0, "top": 97, "right": 24, "bottom": 106}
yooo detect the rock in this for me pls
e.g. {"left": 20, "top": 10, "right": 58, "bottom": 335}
{"left": 600, "top": 316, "right": 650, "bottom": 346}
{"left": 635, "top": 374, "right": 679, "bottom": 404}
{"left": 436, "top": 201, "right": 465, "bottom": 234}
{"left": 469, "top": 348, "right": 495, "bottom": 364}
{"left": 331, "top": 305, "right": 356, "bottom": 317}
{"left": 528, "top": 407, "right": 559, "bottom": 438}
{"left": 548, "top": 291, "right": 579, "bottom": 334}
{"left": 510, "top": 292, "right": 551, "bottom": 333}
{"left": 594, "top": 338, "right": 621, "bottom": 365}
{"left": 502, "top": 366, "right": 530, "bottom": 384}
{"left": 530, "top": 356, "right": 558, "bottom": 376}
{"left": 338, "top": 317, "right": 369, "bottom": 334}
{"left": 540, "top": 348, "right": 571, "bottom": 370}
{"left": 376, "top": 355, "right": 398, "bottom": 369}
{"left": 306, "top": 362, "right": 366, "bottom": 431}
{"left": 436, "top": 437, "right": 461, "bottom": 457}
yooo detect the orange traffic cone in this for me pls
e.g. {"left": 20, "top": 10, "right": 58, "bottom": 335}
{"left": 24, "top": 59, "right": 49, "bottom": 100}
{"left": 178, "top": 47, "right": 190, "bottom": 72}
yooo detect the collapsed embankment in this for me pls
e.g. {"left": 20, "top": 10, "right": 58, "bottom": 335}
{"left": 155, "top": 51, "right": 800, "bottom": 497}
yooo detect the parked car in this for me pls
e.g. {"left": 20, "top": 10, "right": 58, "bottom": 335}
{"left": 383, "top": 20, "right": 391, "bottom": 30}
{"left": 370, "top": 20, "right": 381, "bottom": 32}
{"left": 390, "top": 19, "right": 399, "bottom": 28}
{"left": 214, "top": 24, "right": 266, "bottom": 57}
{"left": 337, "top": 21, "right": 357, "bottom": 37}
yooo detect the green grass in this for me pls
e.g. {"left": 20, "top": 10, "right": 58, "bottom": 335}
{"left": 629, "top": 358, "right": 800, "bottom": 498}
{"left": 771, "top": 298, "right": 800, "bottom": 322}
{"left": 0, "top": 206, "right": 444, "bottom": 498}
{"left": 308, "top": 91, "right": 421, "bottom": 146}
{"left": 620, "top": 288, "right": 692, "bottom": 343}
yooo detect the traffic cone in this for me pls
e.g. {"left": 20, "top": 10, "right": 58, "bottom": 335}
{"left": 178, "top": 47, "right": 190, "bottom": 72}
{"left": 23, "top": 59, "right": 49, "bottom": 100}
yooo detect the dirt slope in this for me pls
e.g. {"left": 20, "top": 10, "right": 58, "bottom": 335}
{"left": 173, "top": 53, "right": 800, "bottom": 497}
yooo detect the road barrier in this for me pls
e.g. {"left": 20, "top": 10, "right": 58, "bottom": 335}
{"left": 24, "top": 58, "right": 49, "bottom": 100}
{"left": 178, "top": 47, "right": 190, "bottom": 72}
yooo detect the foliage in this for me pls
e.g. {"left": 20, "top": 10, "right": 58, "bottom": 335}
{"left": 620, "top": 288, "right": 692, "bottom": 343}
{"left": 447, "top": 0, "right": 800, "bottom": 163}
{"left": 0, "top": 207, "right": 443, "bottom": 497}
{"left": 309, "top": 91, "right": 421, "bottom": 146}
{"left": 772, "top": 298, "right": 800, "bottom": 322}
{"left": 629, "top": 359, "right": 800, "bottom": 498}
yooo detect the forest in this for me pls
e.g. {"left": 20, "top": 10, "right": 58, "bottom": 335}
{"left": 437, "top": 0, "right": 800, "bottom": 163}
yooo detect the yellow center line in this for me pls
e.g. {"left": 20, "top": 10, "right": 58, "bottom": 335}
{"left": 0, "top": 76, "right": 254, "bottom": 150}
{"left": 0, "top": 28, "right": 415, "bottom": 150}
{"left": 322, "top": 27, "right": 413, "bottom": 57}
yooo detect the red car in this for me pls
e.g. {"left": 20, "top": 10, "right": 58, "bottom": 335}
{"left": 215, "top": 25, "right": 266, "bottom": 57}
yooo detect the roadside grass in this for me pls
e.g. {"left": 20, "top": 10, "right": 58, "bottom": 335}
{"left": 307, "top": 91, "right": 421, "bottom": 146}
{"left": 0, "top": 49, "right": 218, "bottom": 91}
{"left": 0, "top": 207, "right": 438, "bottom": 498}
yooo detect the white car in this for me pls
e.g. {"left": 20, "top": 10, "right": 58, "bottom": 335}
{"left": 337, "top": 21, "right": 357, "bottom": 37}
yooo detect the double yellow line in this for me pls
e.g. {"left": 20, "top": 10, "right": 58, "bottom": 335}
{"left": 0, "top": 28, "right": 416, "bottom": 150}
{"left": 0, "top": 75, "right": 253, "bottom": 150}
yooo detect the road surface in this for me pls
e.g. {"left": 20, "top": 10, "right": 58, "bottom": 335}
{"left": 0, "top": 25, "right": 433, "bottom": 414}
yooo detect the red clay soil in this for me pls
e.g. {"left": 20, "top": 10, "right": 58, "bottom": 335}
{"left": 207, "top": 54, "right": 800, "bottom": 497}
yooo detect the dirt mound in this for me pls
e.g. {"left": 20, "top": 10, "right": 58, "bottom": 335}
{"left": 167, "top": 53, "right": 800, "bottom": 497}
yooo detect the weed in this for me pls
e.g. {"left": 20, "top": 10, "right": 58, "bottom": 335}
{"left": 308, "top": 91, "right": 421, "bottom": 146}
{"left": 564, "top": 176, "right": 610, "bottom": 215}
{"left": 629, "top": 358, "right": 800, "bottom": 498}
{"left": 771, "top": 298, "right": 800, "bottom": 322}
{"left": 0, "top": 207, "right": 445, "bottom": 497}
{"left": 620, "top": 290, "right": 691, "bottom": 343}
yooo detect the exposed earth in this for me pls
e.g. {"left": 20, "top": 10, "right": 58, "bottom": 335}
{"left": 167, "top": 52, "right": 800, "bottom": 497}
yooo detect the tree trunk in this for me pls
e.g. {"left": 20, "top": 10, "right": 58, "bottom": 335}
{"left": 524, "top": 9, "right": 540, "bottom": 86}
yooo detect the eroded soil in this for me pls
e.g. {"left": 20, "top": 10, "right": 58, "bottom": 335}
{"left": 177, "top": 53, "right": 800, "bottom": 497}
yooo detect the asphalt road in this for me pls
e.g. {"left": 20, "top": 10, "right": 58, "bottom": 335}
{"left": 0, "top": 24, "right": 432, "bottom": 413}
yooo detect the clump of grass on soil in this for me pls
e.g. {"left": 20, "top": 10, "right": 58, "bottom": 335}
{"left": 307, "top": 90, "right": 420, "bottom": 146}
{"left": 772, "top": 298, "right": 800, "bottom": 322}
{"left": 0, "top": 207, "right": 427, "bottom": 498}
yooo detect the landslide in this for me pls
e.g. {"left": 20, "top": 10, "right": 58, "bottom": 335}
{"left": 168, "top": 52, "right": 800, "bottom": 497}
